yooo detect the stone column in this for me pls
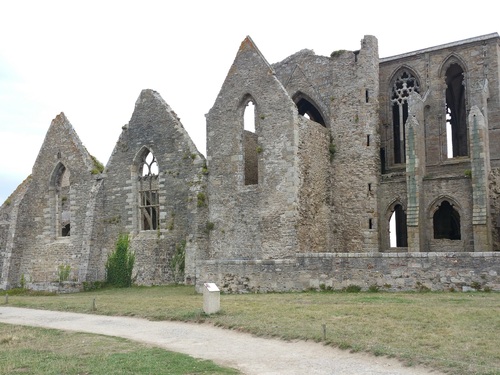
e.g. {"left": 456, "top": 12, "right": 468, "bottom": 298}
{"left": 469, "top": 105, "right": 491, "bottom": 251}
{"left": 405, "top": 92, "right": 426, "bottom": 252}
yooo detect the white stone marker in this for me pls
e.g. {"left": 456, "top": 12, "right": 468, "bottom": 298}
{"left": 203, "top": 282, "right": 220, "bottom": 314}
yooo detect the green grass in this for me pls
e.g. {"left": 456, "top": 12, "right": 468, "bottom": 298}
{"left": 2, "top": 286, "right": 500, "bottom": 375}
{"left": 0, "top": 323, "right": 239, "bottom": 375}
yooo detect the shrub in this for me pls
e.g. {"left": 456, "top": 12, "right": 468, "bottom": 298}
{"left": 170, "top": 241, "right": 186, "bottom": 283}
{"left": 329, "top": 143, "right": 336, "bottom": 161}
{"left": 105, "top": 234, "right": 135, "bottom": 287}
{"left": 201, "top": 163, "right": 209, "bottom": 175}
{"left": 58, "top": 265, "right": 71, "bottom": 283}
{"left": 344, "top": 284, "right": 361, "bottom": 293}
{"left": 197, "top": 192, "right": 207, "bottom": 207}
{"left": 416, "top": 281, "right": 431, "bottom": 292}
{"left": 205, "top": 221, "right": 215, "bottom": 232}
{"left": 368, "top": 284, "right": 380, "bottom": 293}
{"left": 330, "top": 49, "right": 347, "bottom": 58}
{"left": 20, "top": 274, "right": 26, "bottom": 289}
{"left": 90, "top": 155, "right": 104, "bottom": 174}
{"left": 471, "top": 281, "right": 482, "bottom": 290}
{"left": 82, "top": 281, "right": 106, "bottom": 292}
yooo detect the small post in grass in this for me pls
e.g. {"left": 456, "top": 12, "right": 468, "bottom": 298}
{"left": 4, "top": 293, "right": 8, "bottom": 304}
{"left": 92, "top": 297, "right": 97, "bottom": 311}
{"left": 203, "top": 283, "right": 220, "bottom": 314}
{"left": 322, "top": 323, "right": 326, "bottom": 340}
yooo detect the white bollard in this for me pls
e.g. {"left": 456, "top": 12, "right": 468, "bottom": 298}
{"left": 203, "top": 283, "right": 220, "bottom": 314}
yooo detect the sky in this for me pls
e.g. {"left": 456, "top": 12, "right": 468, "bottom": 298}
{"left": 1, "top": 0, "right": 499, "bottom": 204}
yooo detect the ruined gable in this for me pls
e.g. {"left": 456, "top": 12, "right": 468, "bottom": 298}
{"left": 2, "top": 113, "right": 99, "bottom": 288}
{"left": 207, "top": 36, "right": 300, "bottom": 260}
{"left": 93, "top": 89, "right": 206, "bottom": 285}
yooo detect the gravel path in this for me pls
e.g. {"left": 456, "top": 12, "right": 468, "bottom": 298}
{"left": 0, "top": 306, "right": 443, "bottom": 375}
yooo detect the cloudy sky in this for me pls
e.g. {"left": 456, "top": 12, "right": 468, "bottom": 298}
{"left": 1, "top": 0, "right": 498, "bottom": 203}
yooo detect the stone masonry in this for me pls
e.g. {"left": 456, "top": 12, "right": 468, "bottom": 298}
{"left": 1, "top": 34, "right": 500, "bottom": 292}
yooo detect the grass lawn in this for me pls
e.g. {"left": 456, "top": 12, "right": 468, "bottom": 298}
{"left": 0, "top": 323, "right": 239, "bottom": 375}
{"left": 2, "top": 285, "right": 500, "bottom": 375}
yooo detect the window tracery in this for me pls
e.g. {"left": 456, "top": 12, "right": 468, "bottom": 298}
{"left": 391, "top": 70, "right": 420, "bottom": 163}
{"left": 138, "top": 151, "right": 159, "bottom": 230}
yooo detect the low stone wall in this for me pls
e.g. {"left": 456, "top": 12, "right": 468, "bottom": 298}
{"left": 28, "top": 281, "right": 82, "bottom": 294}
{"left": 196, "top": 252, "right": 500, "bottom": 293}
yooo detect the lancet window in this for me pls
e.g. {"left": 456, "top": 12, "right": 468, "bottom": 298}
{"left": 138, "top": 150, "right": 159, "bottom": 230}
{"left": 445, "top": 63, "right": 467, "bottom": 157}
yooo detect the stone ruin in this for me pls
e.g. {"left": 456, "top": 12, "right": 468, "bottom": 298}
{"left": 1, "top": 34, "right": 499, "bottom": 292}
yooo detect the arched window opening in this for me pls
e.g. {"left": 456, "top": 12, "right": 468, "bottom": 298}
{"left": 141, "top": 151, "right": 158, "bottom": 176}
{"left": 294, "top": 96, "right": 326, "bottom": 126}
{"left": 139, "top": 150, "right": 159, "bottom": 230}
{"left": 391, "top": 70, "right": 420, "bottom": 163}
{"left": 243, "top": 100, "right": 258, "bottom": 185}
{"left": 433, "top": 200, "right": 461, "bottom": 240}
{"left": 389, "top": 204, "right": 407, "bottom": 247}
{"left": 244, "top": 101, "right": 256, "bottom": 133}
{"left": 445, "top": 63, "right": 467, "bottom": 157}
{"left": 54, "top": 164, "right": 71, "bottom": 237}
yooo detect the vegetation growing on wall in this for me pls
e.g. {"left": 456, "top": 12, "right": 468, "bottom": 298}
{"left": 170, "top": 240, "right": 186, "bottom": 283}
{"left": 330, "top": 49, "right": 347, "bottom": 58}
{"left": 197, "top": 192, "right": 207, "bottom": 207}
{"left": 90, "top": 155, "right": 104, "bottom": 174}
{"left": 57, "top": 265, "right": 71, "bottom": 283}
{"left": 105, "top": 234, "right": 135, "bottom": 287}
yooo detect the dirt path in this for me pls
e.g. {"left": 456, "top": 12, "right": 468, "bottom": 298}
{"left": 0, "top": 306, "right": 442, "bottom": 375}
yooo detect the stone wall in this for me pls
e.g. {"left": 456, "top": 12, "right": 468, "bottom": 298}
{"left": 378, "top": 34, "right": 500, "bottom": 253}
{"left": 2, "top": 33, "right": 500, "bottom": 293}
{"left": 0, "top": 177, "right": 31, "bottom": 288}
{"left": 297, "top": 117, "right": 330, "bottom": 252}
{"left": 197, "top": 252, "right": 500, "bottom": 293}
{"left": 206, "top": 37, "right": 300, "bottom": 260}
{"left": 2, "top": 114, "right": 98, "bottom": 288}
{"left": 273, "top": 36, "right": 381, "bottom": 253}
{"left": 93, "top": 89, "right": 207, "bottom": 285}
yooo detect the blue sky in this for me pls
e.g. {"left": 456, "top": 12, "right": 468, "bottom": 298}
{"left": 1, "top": 0, "right": 499, "bottom": 204}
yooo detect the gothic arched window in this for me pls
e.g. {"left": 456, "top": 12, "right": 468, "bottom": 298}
{"left": 293, "top": 93, "right": 326, "bottom": 126}
{"left": 391, "top": 70, "right": 420, "bottom": 163}
{"left": 52, "top": 163, "right": 71, "bottom": 237}
{"left": 445, "top": 63, "right": 467, "bottom": 158}
{"left": 138, "top": 150, "right": 159, "bottom": 230}
{"left": 389, "top": 204, "right": 407, "bottom": 247}
{"left": 433, "top": 200, "right": 461, "bottom": 240}
{"left": 243, "top": 97, "right": 258, "bottom": 185}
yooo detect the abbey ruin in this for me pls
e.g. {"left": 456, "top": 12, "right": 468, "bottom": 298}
{"left": 1, "top": 34, "right": 499, "bottom": 292}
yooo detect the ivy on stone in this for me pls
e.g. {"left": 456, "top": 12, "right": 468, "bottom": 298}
{"left": 105, "top": 234, "right": 135, "bottom": 287}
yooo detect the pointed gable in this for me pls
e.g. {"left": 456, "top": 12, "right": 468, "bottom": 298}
{"left": 126, "top": 89, "right": 200, "bottom": 156}
{"left": 98, "top": 89, "right": 206, "bottom": 285}
{"left": 206, "top": 36, "right": 302, "bottom": 260}
{"left": 210, "top": 36, "right": 294, "bottom": 112}
{"left": 31, "top": 112, "right": 95, "bottom": 182}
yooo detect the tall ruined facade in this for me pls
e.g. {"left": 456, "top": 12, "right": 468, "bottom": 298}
{"left": 1, "top": 34, "right": 499, "bottom": 292}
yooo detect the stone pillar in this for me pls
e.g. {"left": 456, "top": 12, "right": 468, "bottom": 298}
{"left": 469, "top": 105, "right": 491, "bottom": 251}
{"left": 405, "top": 92, "right": 426, "bottom": 252}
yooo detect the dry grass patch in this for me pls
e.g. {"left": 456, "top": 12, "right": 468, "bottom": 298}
{"left": 3, "top": 286, "right": 500, "bottom": 374}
